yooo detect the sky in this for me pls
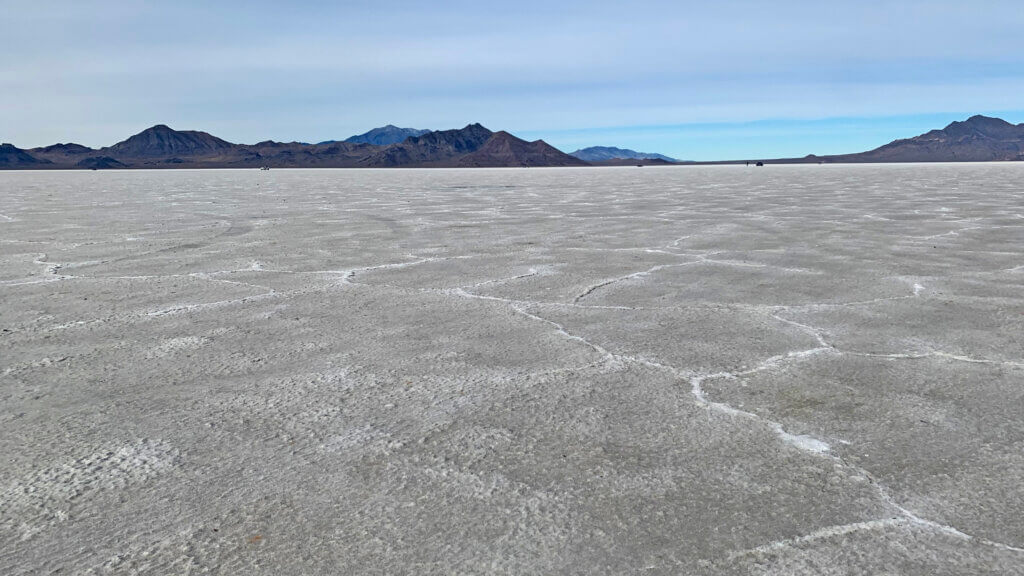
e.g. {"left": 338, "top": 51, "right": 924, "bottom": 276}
{"left": 3, "top": 0, "right": 1024, "bottom": 160}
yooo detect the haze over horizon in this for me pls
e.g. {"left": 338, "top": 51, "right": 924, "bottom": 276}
{"left": 3, "top": 1, "right": 1024, "bottom": 160}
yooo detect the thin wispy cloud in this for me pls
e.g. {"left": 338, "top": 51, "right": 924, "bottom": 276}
{"left": 3, "top": 0, "right": 1022, "bottom": 158}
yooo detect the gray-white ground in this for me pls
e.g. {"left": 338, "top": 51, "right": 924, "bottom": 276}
{"left": 1, "top": 165, "right": 1023, "bottom": 575}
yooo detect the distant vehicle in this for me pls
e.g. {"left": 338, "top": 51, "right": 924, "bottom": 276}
{"left": 756, "top": 161, "right": 764, "bottom": 167}
{"left": 260, "top": 166, "right": 270, "bottom": 170}
{"left": 637, "top": 164, "right": 643, "bottom": 167}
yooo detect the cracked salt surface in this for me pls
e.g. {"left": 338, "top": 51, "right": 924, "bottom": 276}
{"left": 2, "top": 164, "right": 1024, "bottom": 574}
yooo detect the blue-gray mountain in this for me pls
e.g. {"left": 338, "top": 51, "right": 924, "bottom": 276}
{"left": 570, "top": 146, "right": 676, "bottom": 163}
{"left": 319, "top": 125, "right": 431, "bottom": 146}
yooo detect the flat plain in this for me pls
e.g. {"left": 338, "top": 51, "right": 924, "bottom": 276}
{"left": 1, "top": 165, "right": 1023, "bottom": 574}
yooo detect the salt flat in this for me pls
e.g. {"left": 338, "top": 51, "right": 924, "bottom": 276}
{"left": 1, "top": 165, "right": 1023, "bottom": 574}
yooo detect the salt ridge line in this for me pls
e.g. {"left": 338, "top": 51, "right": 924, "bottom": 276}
{"left": 726, "top": 517, "right": 907, "bottom": 560}
{"left": 13, "top": 256, "right": 474, "bottom": 332}
{"left": 350, "top": 264, "right": 1024, "bottom": 370}
{"left": 15, "top": 255, "right": 1024, "bottom": 371}
{"left": 451, "top": 287, "right": 621, "bottom": 368}
{"left": 647, "top": 333, "right": 1024, "bottom": 553}
{"left": 451, "top": 277, "right": 838, "bottom": 455}
{"left": 570, "top": 249, "right": 824, "bottom": 305}
{"left": 696, "top": 254, "right": 822, "bottom": 274}
{"left": 339, "top": 255, "right": 475, "bottom": 285}
{"left": 145, "top": 255, "right": 474, "bottom": 317}
{"left": 573, "top": 261, "right": 700, "bottom": 303}
{"left": 760, "top": 293, "right": 1024, "bottom": 553}
{"left": 452, "top": 278, "right": 1024, "bottom": 555}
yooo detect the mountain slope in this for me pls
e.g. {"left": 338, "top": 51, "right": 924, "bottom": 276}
{"left": 570, "top": 146, "right": 675, "bottom": 162}
{"left": 0, "top": 144, "right": 50, "bottom": 167}
{"left": 339, "top": 125, "right": 431, "bottom": 146}
{"left": 76, "top": 156, "right": 127, "bottom": 169}
{"left": 359, "top": 124, "right": 494, "bottom": 167}
{"left": 29, "top": 142, "right": 94, "bottom": 156}
{"left": 104, "top": 124, "right": 237, "bottom": 159}
{"left": 830, "top": 115, "right": 1024, "bottom": 162}
{"left": 459, "top": 132, "right": 589, "bottom": 167}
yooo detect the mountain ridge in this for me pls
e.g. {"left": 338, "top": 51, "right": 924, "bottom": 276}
{"left": 0, "top": 143, "right": 52, "bottom": 167}
{"left": 335, "top": 125, "right": 431, "bottom": 146}
{"left": 697, "top": 115, "right": 1024, "bottom": 165}
{"left": 103, "top": 124, "right": 236, "bottom": 158}
{"left": 830, "top": 115, "right": 1024, "bottom": 163}
{"left": 460, "top": 132, "right": 589, "bottom": 167}
{"left": 7, "top": 115, "right": 1024, "bottom": 169}
{"left": 570, "top": 146, "right": 676, "bottom": 163}
{"left": 358, "top": 124, "right": 495, "bottom": 167}
{"left": 0, "top": 123, "right": 583, "bottom": 169}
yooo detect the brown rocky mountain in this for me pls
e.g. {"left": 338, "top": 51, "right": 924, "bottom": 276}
{"left": 457, "top": 131, "right": 589, "bottom": 167}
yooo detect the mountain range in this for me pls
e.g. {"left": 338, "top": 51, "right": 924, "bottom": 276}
{"left": 0, "top": 124, "right": 586, "bottom": 169}
{"left": 3, "top": 115, "right": 1024, "bottom": 169}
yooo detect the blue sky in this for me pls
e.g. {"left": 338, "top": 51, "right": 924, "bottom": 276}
{"left": 3, "top": 0, "right": 1023, "bottom": 160}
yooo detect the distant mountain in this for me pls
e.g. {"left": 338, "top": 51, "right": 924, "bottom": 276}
{"left": 589, "top": 158, "right": 676, "bottom": 166}
{"left": 11, "top": 115, "right": 1024, "bottom": 169}
{"left": 827, "top": 115, "right": 1024, "bottom": 163}
{"left": 0, "top": 144, "right": 50, "bottom": 167}
{"left": 336, "top": 125, "right": 431, "bottom": 146}
{"left": 459, "top": 132, "right": 589, "bottom": 167}
{"left": 700, "top": 115, "right": 1024, "bottom": 165}
{"left": 570, "top": 146, "right": 676, "bottom": 163}
{"left": 76, "top": 156, "right": 127, "bottom": 169}
{"left": 30, "top": 143, "right": 94, "bottom": 155}
{"left": 1, "top": 123, "right": 589, "bottom": 169}
{"left": 359, "top": 123, "right": 495, "bottom": 167}
{"left": 104, "top": 124, "right": 236, "bottom": 158}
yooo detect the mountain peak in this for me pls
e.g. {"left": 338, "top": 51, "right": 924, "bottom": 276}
{"left": 106, "top": 124, "right": 235, "bottom": 158}
{"left": 965, "top": 114, "right": 1006, "bottom": 123}
{"left": 955, "top": 115, "right": 1013, "bottom": 128}
{"left": 343, "top": 125, "right": 431, "bottom": 146}
{"left": 357, "top": 123, "right": 494, "bottom": 167}
{"left": 837, "top": 114, "right": 1024, "bottom": 162}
